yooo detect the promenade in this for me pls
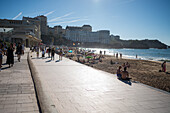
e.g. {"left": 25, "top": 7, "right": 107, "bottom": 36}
{"left": 30, "top": 52, "right": 170, "bottom": 113}
{"left": 0, "top": 51, "right": 39, "bottom": 113}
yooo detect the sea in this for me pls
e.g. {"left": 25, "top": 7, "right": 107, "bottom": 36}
{"left": 82, "top": 48, "right": 170, "bottom": 61}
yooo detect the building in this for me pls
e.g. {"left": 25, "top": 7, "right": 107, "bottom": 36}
{"left": 36, "top": 15, "right": 48, "bottom": 35}
{"left": 65, "top": 25, "right": 111, "bottom": 44}
{"left": 0, "top": 18, "right": 41, "bottom": 47}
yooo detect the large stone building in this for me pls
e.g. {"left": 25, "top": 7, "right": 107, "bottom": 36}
{"left": 0, "top": 18, "right": 41, "bottom": 47}
{"left": 36, "top": 15, "right": 48, "bottom": 35}
{"left": 65, "top": 25, "right": 111, "bottom": 44}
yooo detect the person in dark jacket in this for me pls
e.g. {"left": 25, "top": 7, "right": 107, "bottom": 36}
{"left": 51, "top": 47, "right": 55, "bottom": 60}
{"left": 16, "top": 43, "right": 22, "bottom": 62}
{"left": 6, "top": 43, "right": 14, "bottom": 67}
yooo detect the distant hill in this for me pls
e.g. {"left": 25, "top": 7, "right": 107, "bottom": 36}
{"left": 41, "top": 34, "right": 167, "bottom": 49}
{"left": 81, "top": 39, "right": 168, "bottom": 49}
{"left": 111, "top": 39, "right": 168, "bottom": 49}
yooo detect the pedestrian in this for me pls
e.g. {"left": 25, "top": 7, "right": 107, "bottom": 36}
{"left": 136, "top": 54, "right": 138, "bottom": 59}
{"left": 51, "top": 47, "right": 55, "bottom": 60}
{"left": 104, "top": 51, "right": 106, "bottom": 55}
{"left": 22, "top": 43, "right": 25, "bottom": 55}
{"left": 48, "top": 47, "right": 51, "bottom": 58}
{"left": 42, "top": 49, "right": 45, "bottom": 58}
{"left": 6, "top": 43, "right": 14, "bottom": 67}
{"left": 161, "top": 61, "right": 166, "bottom": 72}
{"left": 0, "top": 44, "right": 3, "bottom": 72}
{"left": 3, "top": 42, "right": 7, "bottom": 55}
{"left": 16, "top": 43, "right": 22, "bottom": 62}
{"left": 36, "top": 46, "right": 39, "bottom": 58}
{"left": 100, "top": 50, "right": 102, "bottom": 55}
{"left": 120, "top": 53, "right": 122, "bottom": 59}
{"left": 116, "top": 53, "right": 118, "bottom": 59}
{"left": 59, "top": 48, "right": 63, "bottom": 60}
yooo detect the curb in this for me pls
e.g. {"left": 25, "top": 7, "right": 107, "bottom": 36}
{"left": 27, "top": 52, "right": 58, "bottom": 113}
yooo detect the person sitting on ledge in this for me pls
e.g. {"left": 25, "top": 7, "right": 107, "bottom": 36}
{"left": 121, "top": 67, "right": 131, "bottom": 80}
{"left": 117, "top": 66, "right": 122, "bottom": 79}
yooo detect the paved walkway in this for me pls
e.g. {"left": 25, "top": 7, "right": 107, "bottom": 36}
{"left": 31, "top": 52, "right": 170, "bottom": 113}
{"left": 0, "top": 51, "right": 39, "bottom": 113}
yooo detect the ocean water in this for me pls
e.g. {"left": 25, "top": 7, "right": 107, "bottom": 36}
{"left": 83, "top": 48, "right": 170, "bottom": 61}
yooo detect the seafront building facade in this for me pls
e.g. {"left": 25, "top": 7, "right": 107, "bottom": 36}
{"left": 0, "top": 15, "right": 120, "bottom": 46}
{"left": 0, "top": 16, "right": 46, "bottom": 47}
{"left": 65, "top": 25, "right": 111, "bottom": 44}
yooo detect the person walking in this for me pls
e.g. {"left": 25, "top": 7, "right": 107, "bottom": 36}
{"left": 3, "top": 42, "right": 7, "bottom": 55}
{"left": 42, "top": 48, "right": 45, "bottom": 58}
{"left": 22, "top": 43, "right": 25, "bottom": 55}
{"left": 6, "top": 43, "right": 14, "bottom": 67}
{"left": 0, "top": 44, "right": 3, "bottom": 72}
{"left": 36, "top": 46, "right": 39, "bottom": 58}
{"left": 16, "top": 43, "right": 22, "bottom": 62}
{"left": 51, "top": 47, "right": 55, "bottom": 60}
{"left": 59, "top": 48, "right": 63, "bottom": 60}
{"left": 161, "top": 61, "right": 166, "bottom": 72}
{"left": 48, "top": 47, "right": 51, "bottom": 58}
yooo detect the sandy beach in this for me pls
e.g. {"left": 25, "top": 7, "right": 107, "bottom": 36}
{"left": 66, "top": 52, "right": 170, "bottom": 92}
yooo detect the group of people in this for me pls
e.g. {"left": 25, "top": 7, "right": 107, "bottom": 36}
{"left": 0, "top": 42, "right": 24, "bottom": 72}
{"left": 117, "top": 62, "right": 131, "bottom": 80}
{"left": 32, "top": 46, "right": 63, "bottom": 61}
{"left": 114, "top": 53, "right": 122, "bottom": 59}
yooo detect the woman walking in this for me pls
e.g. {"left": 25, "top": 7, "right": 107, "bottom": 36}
{"left": 6, "top": 43, "right": 14, "bottom": 67}
{"left": 16, "top": 43, "right": 22, "bottom": 62}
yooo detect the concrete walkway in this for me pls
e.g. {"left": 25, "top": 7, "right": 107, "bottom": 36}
{"left": 30, "top": 52, "right": 170, "bottom": 113}
{"left": 0, "top": 51, "right": 39, "bottom": 113}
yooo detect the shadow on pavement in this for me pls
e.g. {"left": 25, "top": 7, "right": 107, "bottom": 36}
{"left": 118, "top": 78, "right": 132, "bottom": 86}
{"left": 46, "top": 60, "right": 52, "bottom": 63}
{"left": 32, "top": 57, "right": 42, "bottom": 59}
{"left": 55, "top": 60, "right": 60, "bottom": 62}
{"left": 1, "top": 66, "right": 10, "bottom": 70}
{"left": 166, "top": 72, "right": 170, "bottom": 74}
{"left": 2, "top": 63, "right": 6, "bottom": 65}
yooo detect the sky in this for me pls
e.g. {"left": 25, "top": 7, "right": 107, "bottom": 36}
{"left": 0, "top": 0, "right": 170, "bottom": 45}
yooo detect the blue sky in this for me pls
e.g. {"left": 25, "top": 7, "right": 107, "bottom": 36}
{"left": 0, "top": 0, "right": 170, "bottom": 45}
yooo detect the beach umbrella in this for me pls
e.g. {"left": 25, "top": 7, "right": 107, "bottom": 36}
{"left": 69, "top": 50, "right": 72, "bottom": 53}
{"left": 86, "top": 56, "right": 93, "bottom": 59}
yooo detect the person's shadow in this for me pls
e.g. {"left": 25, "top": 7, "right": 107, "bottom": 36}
{"left": 55, "top": 60, "right": 60, "bottom": 62}
{"left": 166, "top": 72, "right": 170, "bottom": 74}
{"left": 118, "top": 78, "right": 132, "bottom": 86}
{"left": 45, "top": 59, "right": 52, "bottom": 63}
{"left": 1, "top": 66, "right": 10, "bottom": 70}
{"left": 2, "top": 63, "right": 6, "bottom": 65}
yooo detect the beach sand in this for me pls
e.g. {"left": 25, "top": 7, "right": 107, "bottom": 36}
{"left": 68, "top": 53, "right": 170, "bottom": 92}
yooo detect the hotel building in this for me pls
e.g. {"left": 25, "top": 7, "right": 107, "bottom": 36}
{"left": 65, "top": 25, "right": 111, "bottom": 44}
